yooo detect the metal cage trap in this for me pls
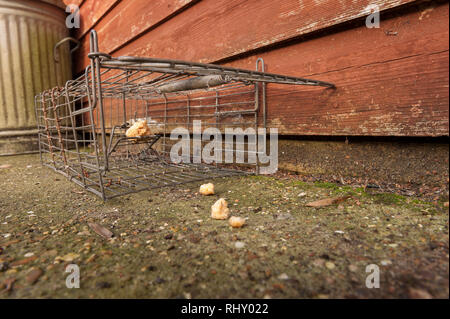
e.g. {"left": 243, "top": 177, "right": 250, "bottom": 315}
{"left": 35, "top": 30, "right": 334, "bottom": 200}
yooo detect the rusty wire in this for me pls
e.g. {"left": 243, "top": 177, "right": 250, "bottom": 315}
{"left": 35, "top": 30, "right": 334, "bottom": 200}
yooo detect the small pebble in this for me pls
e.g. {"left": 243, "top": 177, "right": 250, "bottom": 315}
{"left": 348, "top": 264, "right": 358, "bottom": 272}
{"left": 278, "top": 273, "right": 289, "bottom": 280}
{"left": 235, "top": 241, "right": 245, "bottom": 249}
{"left": 325, "top": 262, "right": 336, "bottom": 270}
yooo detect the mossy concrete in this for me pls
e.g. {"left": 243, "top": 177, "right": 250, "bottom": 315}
{"left": 0, "top": 154, "right": 448, "bottom": 298}
{"left": 278, "top": 139, "right": 449, "bottom": 197}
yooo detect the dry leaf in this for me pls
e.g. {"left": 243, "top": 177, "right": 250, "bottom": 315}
{"left": 63, "top": 253, "right": 79, "bottom": 262}
{"left": 2, "top": 277, "right": 15, "bottom": 292}
{"left": 1, "top": 239, "right": 20, "bottom": 247}
{"left": 27, "top": 268, "right": 43, "bottom": 284}
{"left": 85, "top": 254, "right": 97, "bottom": 264}
{"left": 88, "top": 222, "right": 114, "bottom": 239}
{"left": 57, "top": 253, "right": 80, "bottom": 263}
{"left": 10, "top": 256, "right": 37, "bottom": 267}
{"left": 408, "top": 288, "right": 433, "bottom": 299}
{"left": 306, "top": 196, "right": 351, "bottom": 208}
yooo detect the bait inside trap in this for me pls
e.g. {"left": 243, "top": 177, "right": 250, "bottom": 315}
{"left": 35, "top": 30, "right": 334, "bottom": 200}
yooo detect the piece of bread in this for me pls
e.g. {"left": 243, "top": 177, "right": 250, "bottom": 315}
{"left": 199, "top": 183, "right": 214, "bottom": 195}
{"left": 229, "top": 216, "right": 245, "bottom": 228}
{"left": 211, "top": 198, "right": 230, "bottom": 220}
{"left": 126, "top": 120, "right": 151, "bottom": 138}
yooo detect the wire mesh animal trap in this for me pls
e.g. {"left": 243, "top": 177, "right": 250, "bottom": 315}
{"left": 35, "top": 30, "right": 334, "bottom": 200}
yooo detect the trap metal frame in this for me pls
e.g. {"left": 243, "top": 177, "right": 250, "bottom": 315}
{"left": 35, "top": 30, "right": 334, "bottom": 200}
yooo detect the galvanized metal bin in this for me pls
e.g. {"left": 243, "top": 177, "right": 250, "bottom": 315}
{"left": 0, "top": 0, "right": 72, "bottom": 155}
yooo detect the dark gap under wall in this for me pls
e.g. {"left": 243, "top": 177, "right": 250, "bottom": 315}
{"left": 277, "top": 137, "right": 449, "bottom": 196}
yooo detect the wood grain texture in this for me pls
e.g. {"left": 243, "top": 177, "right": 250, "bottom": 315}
{"left": 80, "top": 0, "right": 197, "bottom": 56}
{"left": 63, "top": 0, "right": 84, "bottom": 6}
{"left": 224, "top": 3, "right": 449, "bottom": 136}
{"left": 75, "top": 0, "right": 120, "bottom": 39}
{"left": 73, "top": 0, "right": 449, "bottom": 136}
{"left": 75, "top": 0, "right": 418, "bottom": 72}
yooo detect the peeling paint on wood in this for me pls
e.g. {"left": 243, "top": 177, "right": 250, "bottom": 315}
{"left": 62, "top": 0, "right": 84, "bottom": 6}
{"left": 75, "top": 0, "right": 120, "bottom": 39}
{"left": 77, "top": 0, "right": 197, "bottom": 58}
{"left": 70, "top": 0, "right": 449, "bottom": 137}
{"left": 222, "top": 3, "right": 449, "bottom": 136}
{"left": 75, "top": 0, "right": 419, "bottom": 72}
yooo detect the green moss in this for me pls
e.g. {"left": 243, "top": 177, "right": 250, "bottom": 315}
{"left": 292, "top": 180, "right": 309, "bottom": 188}
{"left": 314, "top": 181, "right": 338, "bottom": 189}
{"left": 372, "top": 193, "right": 405, "bottom": 205}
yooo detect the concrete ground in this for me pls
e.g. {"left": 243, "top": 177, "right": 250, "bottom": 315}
{"left": 0, "top": 154, "right": 448, "bottom": 298}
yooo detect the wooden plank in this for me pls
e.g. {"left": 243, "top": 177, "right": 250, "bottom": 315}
{"left": 74, "top": 0, "right": 120, "bottom": 39}
{"left": 63, "top": 0, "right": 84, "bottom": 6}
{"left": 82, "top": 0, "right": 198, "bottom": 56}
{"left": 75, "top": 1, "right": 449, "bottom": 137}
{"left": 262, "top": 52, "right": 449, "bottom": 136}
{"left": 91, "top": 51, "right": 448, "bottom": 137}
{"left": 223, "top": 3, "right": 449, "bottom": 136}
{"left": 41, "top": 0, "right": 81, "bottom": 9}
{"left": 75, "top": 0, "right": 419, "bottom": 72}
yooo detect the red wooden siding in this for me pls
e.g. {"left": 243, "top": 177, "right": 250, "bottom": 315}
{"left": 77, "top": 0, "right": 199, "bottom": 54}
{"left": 76, "top": 0, "right": 421, "bottom": 71}
{"left": 70, "top": 0, "right": 450, "bottom": 137}
{"left": 75, "top": 0, "right": 120, "bottom": 38}
{"left": 63, "top": 0, "right": 84, "bottom": 6}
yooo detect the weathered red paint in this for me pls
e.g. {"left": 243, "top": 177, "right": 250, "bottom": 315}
{"left": 84, "top": 0, "right": 198, "bottom": 56}
{"left": 71, "top": 0, "right": 449, "bottom": 137}
{"left": 224, "top": 4, "right": 449, "bottom": 136}
{"left": 75, "top": 0, "right": 120, "bottom": 39}
{"left": 75, "top": 0, "right": 419, "bottom": 72}
{"left": 63, "top": 0, "right": 84, "bottom": 6}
